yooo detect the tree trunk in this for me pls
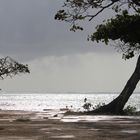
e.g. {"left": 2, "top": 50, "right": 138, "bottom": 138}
{"left": 92, "top": 55, "right": 140, "bottom": 115}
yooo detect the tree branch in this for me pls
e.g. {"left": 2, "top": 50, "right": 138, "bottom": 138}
{"left": 132, "top": 0, "right": 140, "bottom": 6}
{"left": 88, "top": 2, "right": 115, "bottom": 21}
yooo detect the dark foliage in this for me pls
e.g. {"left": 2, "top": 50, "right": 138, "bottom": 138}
{"left": 0, "top": 56, "right": 30, "bottom": 80}
{"left": 55, "top": 0, "right": 140, "bottom": 59}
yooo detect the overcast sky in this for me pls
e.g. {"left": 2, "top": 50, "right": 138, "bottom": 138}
{"left": 0, "top": 0, "right": 139, "bottom": 93}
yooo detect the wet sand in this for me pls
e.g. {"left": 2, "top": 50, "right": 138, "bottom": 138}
{"left": 0, "top": 110, "right": 140, "bottom": 140}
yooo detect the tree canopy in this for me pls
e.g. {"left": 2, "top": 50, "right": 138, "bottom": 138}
{"left": 0, "top": 56, "right": 29, "bottom": 80}
{"left": 55, "top": 0, "right": 140, "bottom": 59}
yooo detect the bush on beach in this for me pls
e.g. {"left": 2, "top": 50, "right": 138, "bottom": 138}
{"left": 65, "top": 98, "right": 140, "bottom": 116}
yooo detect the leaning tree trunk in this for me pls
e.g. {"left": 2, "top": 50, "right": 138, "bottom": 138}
{"left": 92, "top": 55, "right": 140, "bottom": 115}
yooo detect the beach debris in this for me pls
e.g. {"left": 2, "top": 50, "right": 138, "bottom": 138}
{"left": 15, "top": 117, "right": 31, "bottom": 122}
{"left": 53, "top": 114, "right": 58, "bottom": 117}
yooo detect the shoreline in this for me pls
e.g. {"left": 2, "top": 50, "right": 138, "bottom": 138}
{"left": 0, "top": 109, "right": 140, "bottom": 139}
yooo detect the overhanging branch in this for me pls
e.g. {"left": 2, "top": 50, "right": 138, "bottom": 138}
{"left": 88, "top": 2, "right": 115, "bottom": 21}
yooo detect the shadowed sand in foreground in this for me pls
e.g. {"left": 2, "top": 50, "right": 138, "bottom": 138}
{"left": 0, "top": 110, "right": 140, "bottom": 140}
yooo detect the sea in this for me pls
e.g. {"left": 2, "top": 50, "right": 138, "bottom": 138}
{"left": 0, "top": 92, "right": 140, "bottom": 112}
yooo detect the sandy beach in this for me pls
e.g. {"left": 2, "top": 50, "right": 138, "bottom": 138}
{"left": 0, "top": 110, "right": 139, "bottom": 140}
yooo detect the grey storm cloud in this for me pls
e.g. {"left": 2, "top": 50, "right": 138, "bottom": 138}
{"left": 0, "top": 0, "right": 114, "bottom": 62}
